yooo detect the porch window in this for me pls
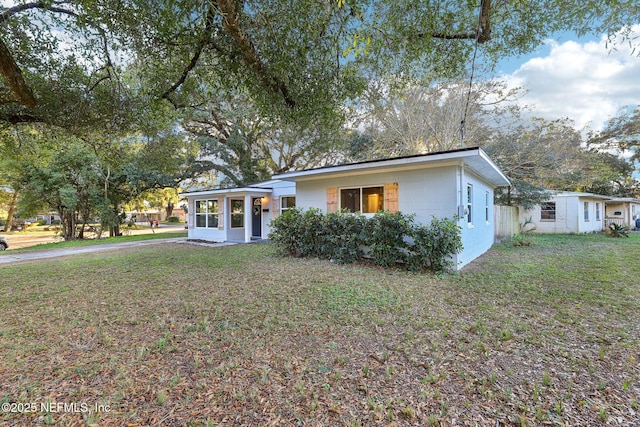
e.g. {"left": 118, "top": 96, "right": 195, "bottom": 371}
{"left": 541, "top": 202, "right": 556, "bottom": 221}
{"left": 340, "top": 186, "right": 384, "bottom": 213}
{"left": 230, "top": 200, "right": 244, "bottom": 228}
{"left": 584, "top": 202, "right": 589, "bottom": 221}
{"left": 195, "top": 199, "right": 218, "bottom": 228}
{"left": 281, "top": 196, "right": 296, "bottom": 212}
{"left": 596, "top": 203, "right": 601, "bottom": 221}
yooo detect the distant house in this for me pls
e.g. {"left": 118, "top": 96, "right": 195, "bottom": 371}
{"left": 184, "top": 147, "right": 510, "bottom": 269}
{"left": 604, "top": 197, "right": 640, "bottom": 229}
{"left": 519, "top": 191, "right": 609, "bottom": 233}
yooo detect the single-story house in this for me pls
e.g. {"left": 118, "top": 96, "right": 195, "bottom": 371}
{"left": 184, "top": 179, "right": 296, "bottom": 243}
{"left": 604, "top": 197, "right": 640, "bottom": 229}
{"left": 184, "top": 147, "right": 510, "bottom": 270}
{"left": 519, "top": 191, "right": 609, "bottom": 233}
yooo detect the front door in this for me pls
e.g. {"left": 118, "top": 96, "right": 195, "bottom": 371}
{"left": 252, "top": 198, "right": 262, "bottom": 238}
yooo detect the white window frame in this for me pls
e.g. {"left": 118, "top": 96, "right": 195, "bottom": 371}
{"left": 281, "top": 195, "right": 296, "bottom": 212}
{"left": 541, "top": 202, "right": 556, "bottom": 221}
{"left": 466, "top": 184, "right": 473, "bottom": 225}
{"left": 230, "top": 199, "right": 244, "bottom": 229}
{"left": 595, "top": 203, "right": 601, "bottom": 221}
{"left": 339, "top": 186, "right": 384, "bottom": 215}
{"left": 584, "top": 201, "right": 589, "bottom": 222}
{"left": 485, "top": 191, "right": 490, "bottom": 224}
{"left": 195, "top": 199, "right": 219, "bottom": 228}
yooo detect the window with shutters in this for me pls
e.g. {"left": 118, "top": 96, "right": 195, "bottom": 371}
{"left": 340, "top": 186, "right": 384, "bottom": 213}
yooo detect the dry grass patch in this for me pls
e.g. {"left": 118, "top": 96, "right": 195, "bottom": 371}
{"left": 0, "top": 235, "right": 639, "bottom": 426}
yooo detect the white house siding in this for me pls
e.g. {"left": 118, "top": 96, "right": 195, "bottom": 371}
{"left": 294, "top": 166, "right": 459, "bottom": 220}
{"left": 294, "top": 165, "right": 497, "bottom": 270}
{"left": 520, "top": 193, "right": 606, "bottom": 233}
{"left": 457, "top": 170, "right": 497, "bottom": 268}
{"left": 185, "top": 180, "right": 295, "bottom": 242}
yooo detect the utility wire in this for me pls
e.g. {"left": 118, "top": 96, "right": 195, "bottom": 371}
{"left": 459, "top": 0, "right": 484, "bottom": 147}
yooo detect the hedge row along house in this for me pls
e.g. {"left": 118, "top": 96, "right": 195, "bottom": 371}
{"left": 184, "top": 147, "right": 510, "bottom": 270}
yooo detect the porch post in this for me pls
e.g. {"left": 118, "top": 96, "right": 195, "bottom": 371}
{"left": 244, "top": 194, "right": 252, "bottom": 242}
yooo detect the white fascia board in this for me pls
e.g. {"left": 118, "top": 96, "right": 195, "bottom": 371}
{"left": 273, "top": 147, "right": 510, "bottom": 188}
{"left": 553, "top": 191, "right": 611, "bottom": 200}
{"left": 183, "top": 187, "right": 272, "bottom": 198}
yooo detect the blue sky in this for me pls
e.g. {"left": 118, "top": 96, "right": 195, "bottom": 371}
{"left": 487, "top": 25, "right": 640, "bottom": 133}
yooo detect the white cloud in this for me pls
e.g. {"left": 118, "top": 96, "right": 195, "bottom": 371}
{"left": 498, "top": 25, "right": 640, "bottom": 132}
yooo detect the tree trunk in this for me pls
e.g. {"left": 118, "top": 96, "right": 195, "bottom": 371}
{"left": 3, "top": 191, "right": 18, "bottom": 232}
{"left": 165, "top": 201, "right": 174, "bottom": 218}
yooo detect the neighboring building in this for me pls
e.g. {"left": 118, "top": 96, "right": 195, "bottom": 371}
{"left": 604, "top": 197, "right": 640, "bottom": 229}
{"left": 183, "top": 147, "right": 510, "bottom": 270}
{"left": 519, "top": 191, "right": 609, "bottom": 234}
{"left": 127, "top": 208, "right": 187, "bottom": 223}
{"left": 183, "top": 179, "right": 296, "bottom": 243}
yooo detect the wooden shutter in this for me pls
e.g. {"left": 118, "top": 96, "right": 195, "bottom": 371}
{"left": 272, "top": 196, "right": 280, "bottom": 219}
{"left": 326, "top": 187, "right": 338, "bottom": 213}
{"left": 218, "top": 197, "right": 224, "bottom": 230}
{"left": 384, "top": 183, "right": 399, "bottom": 213}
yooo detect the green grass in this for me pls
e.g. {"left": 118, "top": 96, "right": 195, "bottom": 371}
{"left": 0, "top": 234, "right": 638, "bottom": 426}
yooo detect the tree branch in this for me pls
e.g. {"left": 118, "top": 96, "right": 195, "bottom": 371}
{"left": 0, "top": 37, "right": 37, "bottom": 107}
{"left": 427, "top": 0, "right": 491, "bottom": 44}
{"left": 216, "top": 0, "right": 296, "bottom": 108}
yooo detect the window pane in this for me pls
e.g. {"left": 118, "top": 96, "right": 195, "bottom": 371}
{"left": 195, "top": 214, "right": 206, "bottom": 227}
{"left": 231, "top": 214, "right": 243, "bottom": 228}
{"left": 541, "top": 202, "right": 556, "bottom": 220}
{"left": 584, "top": 202, "right": 589, "bottom": 220}
{"left": 230, "top": 200, "right": 244, "bottom": 228}
{"left": 231, "top": 200, "right": 244, "bottom": 213}
{"left": 195, "top": 200, "right": 206, "bottom": 213}
{"left": 208, "top": 200, "right": 218, "bottom": 212}
{"left": 207, "top": 214, "right": 218, "bottom": 228}
{"left": 340, "top": 188, "right": 360, "bottom": 213}
{"left": 282, "top": 196, "right": 296, "bottom": 209}
{"left": 362, "top": 186, "right": 384, "bottom": 213}
{"left": 466, "top": 185, "right": 473, "bottom": 223}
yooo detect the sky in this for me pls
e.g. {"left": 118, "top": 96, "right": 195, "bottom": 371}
{"left": 491, "top": 25, "right": 640, "bottom": 133}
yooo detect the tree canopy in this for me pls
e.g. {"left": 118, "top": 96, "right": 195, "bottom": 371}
{"left": 2, "top": 0, "right": 639, "bottom": 129}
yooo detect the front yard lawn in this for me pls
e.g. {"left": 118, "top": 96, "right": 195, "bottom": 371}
{"left": 1, "top": 234, "right": 638, "bottom": 425}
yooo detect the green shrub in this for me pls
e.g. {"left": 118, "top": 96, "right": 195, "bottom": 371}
{"left": 607, "top": 223, "right": 630, "bottom": 238}
{"left": 269, "top": 209, "right": 463, "bottom": 273}
{"left": 365, "top": 211, "right": 414, "bottom": 267}
{"left": 167, "top": 216, "right": 180, "bottom": 223}
{"left": 322, "top": 210, "right": 366, "bottom": 263}
{"left": 36, "top": 219, "right": 48, "bottom": 226}
{"left": 408, "top": 216, "right": 463, "bottom": 272}
{"left": 268, "top": 208, "right": 324, "bottom": 257}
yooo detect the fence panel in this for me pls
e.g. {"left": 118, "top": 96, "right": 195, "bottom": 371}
{"left": 494, "top": 205, "right": 519, "bottom": 241}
